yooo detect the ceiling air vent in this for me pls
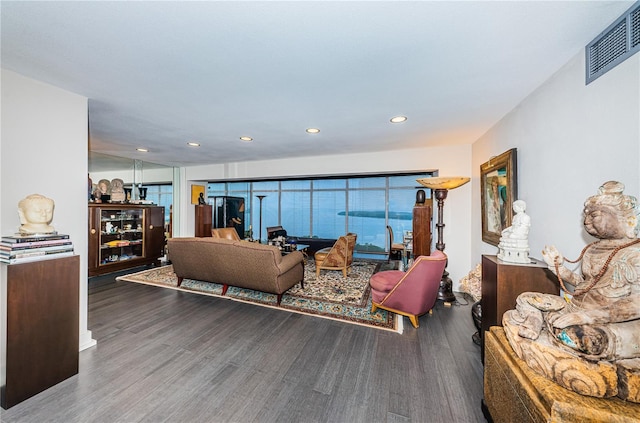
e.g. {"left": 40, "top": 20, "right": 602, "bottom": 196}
{"left": 586, "top": 1, "right": 640, "bottom": 84}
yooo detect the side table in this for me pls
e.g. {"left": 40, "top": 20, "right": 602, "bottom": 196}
{"left": 480, "top": 254, "right": 559, "bottom": 361}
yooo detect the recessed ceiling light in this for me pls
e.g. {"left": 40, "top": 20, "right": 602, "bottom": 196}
{"left": 306, "top": 128, "right": 320, "bottom": 134}
{"left": 136, "top": 148, "right": 148, "bottom": 152}
{"left": 187, "top": 142, "right": 200, "bottom": 147}
{"left": 240, "top": 136, "right": 253, "bottom": 142}
{"left": 390, "top": 116, "right": 407, "bottom": 123}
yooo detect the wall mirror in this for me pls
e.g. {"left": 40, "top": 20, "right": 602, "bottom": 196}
{"left": 88, "top": 151, "right": 174, "bottom": 195}
{"left": 480, "top": 148, "right": 517, "bottom": 246}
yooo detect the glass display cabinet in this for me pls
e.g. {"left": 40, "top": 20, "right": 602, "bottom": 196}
{"left": 88, "top": 204, "right": 165, "bottom": 276}
{"left": 99, "top": 208, "right": 144, "bottom": 265}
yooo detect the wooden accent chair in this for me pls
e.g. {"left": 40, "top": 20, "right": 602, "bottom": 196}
{"left": 211, "top": 227, "right": 241, "bottom": 241}
{"left": 369, "top": 250, "right": 447, "bottom": 328}
{"left": 314, "top": 233, "right": 357, "bottom": 277}
{"left": 387, "top": 225, "right": 405, "bottom": 261}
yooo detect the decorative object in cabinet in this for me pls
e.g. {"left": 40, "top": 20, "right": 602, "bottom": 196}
{"left": 100, "top": 208, "right": 144, "bottom": 264}
{"left": 88, "top": 204, "right": 165, "bottom": 276}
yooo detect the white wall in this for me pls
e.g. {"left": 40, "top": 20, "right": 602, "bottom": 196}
{"left": 472, "top": 51, "right": 640, "bottom": 266}
{"left": 179, "top": 144, "right": 474, "bottom": 288}
{"left": 1, "top": 70, "right": 95, "bottom": 387}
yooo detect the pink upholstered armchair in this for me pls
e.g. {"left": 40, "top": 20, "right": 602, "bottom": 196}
{"left": 369, "top": 250, "right": 447, "bottom": 328}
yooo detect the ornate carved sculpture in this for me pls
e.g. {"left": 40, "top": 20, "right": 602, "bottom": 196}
{"left": 503, "top": 181, "right": 640, "bottom": 403}
{"left": 110, "top": 178, "right": 125, "bottom": 202}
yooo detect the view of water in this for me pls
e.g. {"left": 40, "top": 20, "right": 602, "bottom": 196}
{"left": 247, "top": 204, "right": 414, "bottom": 252}
{"left": 208, "top": 174, "right": 431, "bottom": 252}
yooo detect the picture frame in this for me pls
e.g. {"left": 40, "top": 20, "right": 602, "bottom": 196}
{"left": 191, "top": 185, "right": 206, "bottom": 205}
{"left": 480, "top": 148, "right": 517, "bottom": 246}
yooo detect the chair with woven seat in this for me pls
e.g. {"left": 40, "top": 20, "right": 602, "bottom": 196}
{"left": 314, "top": 233, "right": 357, "bottom": 277}
{"left": 387, "top": 225, "right": 405, "bottom": 261}
{"left": 369, "top": 250, "right": 447, "bottom": 328}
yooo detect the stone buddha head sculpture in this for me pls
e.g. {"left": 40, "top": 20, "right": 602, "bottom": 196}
{"left": 17, "top": 193, "right": 56, "bottom": 234}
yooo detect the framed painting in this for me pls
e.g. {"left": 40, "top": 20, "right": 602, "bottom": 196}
{"left": 480, "top": 148, "right": 517, "bottom": 245}
{"left": 191, "top": 184, "right": 206, "bottom": 205}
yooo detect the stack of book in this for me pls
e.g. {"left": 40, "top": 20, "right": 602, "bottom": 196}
{"left": 0, "top": 234, "right": 74, "bottom": 264}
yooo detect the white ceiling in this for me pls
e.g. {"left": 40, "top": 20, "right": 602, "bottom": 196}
{"left": 1, "top": 1, "right": 634, "bottom": 168}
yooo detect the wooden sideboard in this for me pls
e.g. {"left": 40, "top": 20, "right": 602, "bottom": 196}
{"left": 2, "top": 255, "right": 79, "bottom": 409}
{"left": 480, "top": 254, "right": 559, "bottom": 360}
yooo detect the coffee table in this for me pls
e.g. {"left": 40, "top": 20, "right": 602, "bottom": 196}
{"left": 282, "top": 243, "right": 309, "bottom": 255}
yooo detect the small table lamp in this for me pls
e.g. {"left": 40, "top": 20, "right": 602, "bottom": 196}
{"left": 416, "top": 176, "right": 470, "bottom": 302}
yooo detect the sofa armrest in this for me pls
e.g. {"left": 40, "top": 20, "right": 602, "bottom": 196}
{"left": 277, "top": 250, "right": 304, "bottom": 273}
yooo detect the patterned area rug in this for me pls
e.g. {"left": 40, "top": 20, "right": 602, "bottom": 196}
{"left": 116, "top": 260, "right": 401, "bottom": 333}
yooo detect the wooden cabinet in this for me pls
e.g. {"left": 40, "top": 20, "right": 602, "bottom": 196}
{"left": 195, "top": 204, "right": 212, "bottom": 237}
{"left": 88, "top": 204, "right": 165, "bottom": 276}
{"left": 480, "top": 255, "right": 559, "bottom": 359}
{"left": 2, "top": 255, "right": 79, "bottom": 409}
{"left": 412, "top": 204, "right": 432, "bottom": 257}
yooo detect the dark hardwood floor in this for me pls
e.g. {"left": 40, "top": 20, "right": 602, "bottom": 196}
{"left": 1, "top": 269, "right": 486, "bottom": 423}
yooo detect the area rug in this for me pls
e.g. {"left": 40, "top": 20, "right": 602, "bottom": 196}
{"left": 116, "top": 260, "right": 402, "bottom": 333}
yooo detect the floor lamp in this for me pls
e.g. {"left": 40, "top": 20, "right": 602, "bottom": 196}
{"left": 256, "top": 195, "right": 266, "bottom": 243}
{"left": 416, "top": 176, "right": 470, "bottom": 302}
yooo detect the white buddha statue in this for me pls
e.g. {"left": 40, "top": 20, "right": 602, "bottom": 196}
{"left": 497, "top": 200, "right": 531, "bottom": 263}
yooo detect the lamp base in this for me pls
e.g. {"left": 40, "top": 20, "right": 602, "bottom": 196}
{"left": 437, "top": 271, "right": 457, "bottom": 302}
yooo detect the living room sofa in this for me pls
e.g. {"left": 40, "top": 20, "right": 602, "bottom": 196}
{"left": 167, "top": 237, "right": 304, "bottom": 304}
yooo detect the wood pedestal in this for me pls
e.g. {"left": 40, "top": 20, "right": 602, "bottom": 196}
{"left": 2, "top": 255, "right": 80, "bottom": 409}
{"left": 484, "top": 327, "right": 640, "bottom": 422}
{"left": 412, "top": 204, "right": 432, "bottom": 257}
{"left": 480, "top": 255, "right": 558, "bottom": 359}
{"left": 195, "top": 204, "right": 212, "bottom": 237}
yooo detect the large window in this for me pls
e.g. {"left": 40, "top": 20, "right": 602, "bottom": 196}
{"left": 207, "top": 173, "right": 432, "bottom": 253}
{"left": 139, "top": 183, "right": 173, "bottom": 226}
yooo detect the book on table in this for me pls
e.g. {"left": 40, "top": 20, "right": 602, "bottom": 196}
{"left": 0, "top": 245, "right": 75, "bottom": 259}
{"left": 0, "top": 233, "right": 74, "bottom": 264}
{"left": 0, "top": 239, "right": 73, "bottom": 251}
{"left": 1, "top": 233, "right": 70, "bottom": 244}
{"left": 0, "top": 251, "right": 75, "bottom": 264}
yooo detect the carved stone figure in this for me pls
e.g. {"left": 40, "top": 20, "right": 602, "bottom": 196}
{"left": 110, "top": 178, "right": 125, "bottom": 202}
{"left": 497, "top": 200, "right": 531, "bottom": 263}
{"left": 17, "top": 193, "right": 56, "bottom": 234}
{"left": 503, "top": 181, "right": 640, "bottom": 403}
{"left": 97, "top": 179, "right": 110, "bottom": 195}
